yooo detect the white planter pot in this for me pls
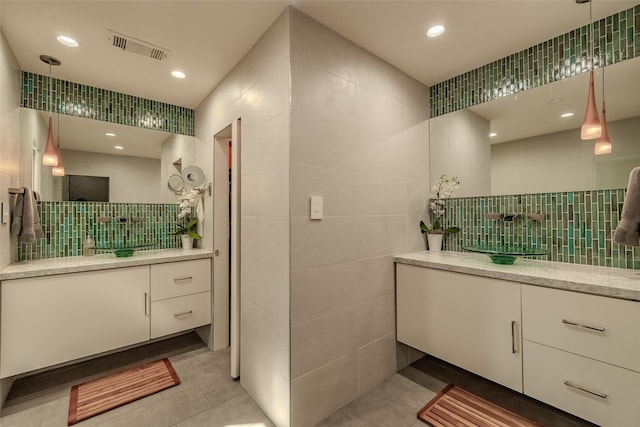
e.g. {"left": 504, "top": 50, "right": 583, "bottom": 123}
{"left": 181, "top": 235, "right": 194, "bottom": 250}
{"left": 427, "top": 233, "right": 443, "bottom": 251}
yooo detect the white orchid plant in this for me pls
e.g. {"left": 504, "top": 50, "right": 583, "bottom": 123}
{"left": 420, "top": 174, "right": 461, "bottom": 235}
{"left": 170, "top": 187, "right": 205, "bottom": 240}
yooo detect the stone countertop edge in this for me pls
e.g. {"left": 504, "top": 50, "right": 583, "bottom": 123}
{"left": 393, "top": 251, "right": 640, "bottom": 302}
{"left": 0, "top": 249, "right": 214, "bottom": 281}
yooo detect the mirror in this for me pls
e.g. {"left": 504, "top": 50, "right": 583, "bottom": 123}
{"left": 429, "top": 56, "right": 640, "bottom": 197}
{"left": 21, "top": 109, "right": 195, "bottom": 203}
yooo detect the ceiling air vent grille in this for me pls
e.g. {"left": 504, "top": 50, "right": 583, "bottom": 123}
{"left": 108, "top": 30, "right": 169, "bottom": 61}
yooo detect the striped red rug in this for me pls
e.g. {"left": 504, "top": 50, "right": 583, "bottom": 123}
{"left": 418, "top": 385, "right": 543, "bottom": 427}
{"left": 68, "top": 358, "right": 180, "bottom": 425}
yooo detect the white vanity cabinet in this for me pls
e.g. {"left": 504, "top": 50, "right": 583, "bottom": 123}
{"left": 149, "top": 259, "right": 211, "bottom": 339}
{"left": 0, "top": 256, "right": 213, "bottom": 378}
{"left": 522, "top": 285, "right": 640, "bottom": 426}
{"left": 396, "top": 264, "right": 523, "bottom": 392}
{"left": 1, "top": 267, "right": 150, "bottom": 378}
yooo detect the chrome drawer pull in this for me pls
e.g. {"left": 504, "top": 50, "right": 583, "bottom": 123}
{"left": 561, "top": 319, "right": 605, "bottom": 333}
{"left": 511, "top": 321, "right": 517, "bottom": 354}
{"left": 564, "top": 380, "right": 607, "bottom": 399}
{"left": 174, "top": 275, "right": 193, "bottom": 282}
{"left": 174, "top": 310, "right": 193, "bottom": 318}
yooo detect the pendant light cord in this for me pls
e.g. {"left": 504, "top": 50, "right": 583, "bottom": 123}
{"left": 48, "top": 62, "right": 52, "bottom": 118}
{"left": 589, "top": 0, "right": 594, "bottom": 70}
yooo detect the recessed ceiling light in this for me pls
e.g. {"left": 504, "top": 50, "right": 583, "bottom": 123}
{"left": 561, "top": 112, "right": 574, "bottom": 118}
{"left": 114, "top": 146, "right": 124, "bottom": 150}
{"left": 171, "top": 70, "right": 186, "bottom": 79}
{"left": 426, "top": 25, "right": 445, "bottom": 38}
{"left": 57, "top": 35, "right": 79, "bottom": 47}
{"left": 105, "top": 132, "right": 116, "bottom": 137}
{"left": 489, "top": 132, "right": 498, "bottom": 137}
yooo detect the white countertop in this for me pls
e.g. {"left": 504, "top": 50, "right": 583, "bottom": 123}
{"left": 394, "top": 251, "right": 640, "bottom": 301}
{"left": 0, "top": 249, "right": 214, "bottom": 280}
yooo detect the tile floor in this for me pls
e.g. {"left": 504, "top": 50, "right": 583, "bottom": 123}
{"left": 0, "top": 333, "right": 595, "bottom": 427}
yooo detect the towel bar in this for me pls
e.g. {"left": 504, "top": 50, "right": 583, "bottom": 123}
{"left": 8, "top": 188, "right": 25, "bottom": 195}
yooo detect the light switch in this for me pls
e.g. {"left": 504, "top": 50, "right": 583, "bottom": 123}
{"left": 310, "top": 196, "right": 323, "bottom": 220}
{"left": 1, "top": 202, "right": 8, "bottom": 224}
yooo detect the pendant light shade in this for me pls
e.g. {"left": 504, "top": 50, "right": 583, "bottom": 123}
{"left": 42, "top": 116, "right": 59, "bottom": 166}
{"left": 594, "top": 101, "right": 612, "bottom": 155}
{"left": 52, "top": 136, "right": 65, "bottom": 176}
{"left": 580, "top": 71, "right": 602, "bottom": 140}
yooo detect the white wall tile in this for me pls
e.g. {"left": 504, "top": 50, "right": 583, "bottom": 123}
{"left": 356, "top": 130, "right": 406, "bottom": 178}
{"left": 241, "top": 300, "right": 289, "bottom": 380}
{"left": 356, "top": 255, "right": 394, "bottom": 304}
{"left": 241, "top": 338, "right": 290, "bottom": 427}
{"left": 356, "top": 173, "right": 406, "bottom": 216}
{"left": 241, "top": 216, "right": 290, "bottom": 270}
{"left": 291, "top": 352, "right": 358, "bottom": 427}
{"left": 290, "top": 164, "right": 357, "bottom": 217}
{"left": 355, "top": 51, "right": 405, "bottom": 104}
{"left": 406, "top": 215, "right": 428, "bottom": 253}
{"left": 289, "top": 109, "right": 360, "bottom": 171}
{"left": 358, "top": 333, "right": 397, "bottom": 393}
{"left": 357, "top": 294, "right": 395, "bottom": 347}
{"left": 242, "top": 163, "right": 289, "bottom": 217}
{"left": 290, "top": 60, "right": 356, "bottom": 125}
{"left": 355, "top": 87, "right": 405, "bottom": 136}
{"left": 356, "top": 215, "right": 407, "bottom": 259}
{"left": 240, "top": 58, "right": 290, "bottom": 130}
{"left": 291, "top": 217, "right": 359, "bottom": 270}
{"left": 291, "top": 9, "right": 357, "bottom": 83}
{"left": 404, "top": 75, "right": 430, "bottom": 112}
{"left": 291, "top": 307, "right": 358, "bottom": 379}
{"left": 242, "top": 112, "right": 290, "bottom": 175}
{"left": 242, "top": 258, "right": 289, "bottom": 319}
{"left": 405, "top": 120, "right": 429, "bottom": 181}
{"left": 291, "top": 261, "right": 359, "bottom": 325}
{"left": 406, "top": 178, "right": 428, "bottom": 217}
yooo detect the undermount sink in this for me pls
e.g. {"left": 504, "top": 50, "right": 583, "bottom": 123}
{"left": 462, "top": 244, "right": 549, "bottom": 265}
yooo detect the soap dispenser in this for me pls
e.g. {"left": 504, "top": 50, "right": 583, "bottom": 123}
{"left": 83, "top": 234, "right": 95, "bottom": 256}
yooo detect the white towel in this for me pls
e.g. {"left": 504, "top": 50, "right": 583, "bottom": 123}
{"left": 11, "top": 187, "right": 44, "bottom": 243}
{"left": 613, "top": 167, "right": 640, "bottom": 246}
{"left": 196, "top": 193, "right": 204, "bottom": 238}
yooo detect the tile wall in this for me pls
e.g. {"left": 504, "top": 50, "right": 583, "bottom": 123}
{"left": 441, "top": 189, "right": 638, "bottom": 270}
{"left": 21, "top": 72, "right": 194, "bottom": 135}
{"left": 17, "top": 201, "right": 184, "bottom": 260}
{"left": 430, "top": 5, "right": 640, "bottom": 117}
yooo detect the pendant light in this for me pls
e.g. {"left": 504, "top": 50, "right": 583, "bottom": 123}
{"left": 580, "top": 0, "right": 602, "bottom": 140}
{"left": 40, "top": 55, "right": 61, "bottom": 166}
{"left": 594, "top": 68, "right": 612, "bottom": 155}
{"left": 52, "top": 114, "right": 66, "bottom": 176}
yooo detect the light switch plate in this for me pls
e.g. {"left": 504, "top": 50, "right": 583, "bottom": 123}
{"left": 310, "top": 196, "right": 323, "bottom": 220}
{"left": 1, "top": 202, "right": 8, "bottom": 224}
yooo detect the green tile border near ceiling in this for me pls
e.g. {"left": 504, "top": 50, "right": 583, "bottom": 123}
{"left": 430, "top": 4, "right": 640, "bottom": 117}
{"left": 21, "top": 71, "right": 195, "bottom": 136}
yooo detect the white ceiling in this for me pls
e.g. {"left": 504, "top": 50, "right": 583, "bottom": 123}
{"left": 2, "top": 1, "right": 637, "bottom": 109}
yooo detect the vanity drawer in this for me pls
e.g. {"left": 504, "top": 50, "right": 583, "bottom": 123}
{"left": 150, "top": 291, "right": 211, "bottom": 339}
{"left": 523, "top": 341, "right": 640, "bottom": 427}
{"left": 150, "top": 259, "right": 211, "bottom": 301}
{"left": 522, "top": 285, "right": 640, "bottom": 371}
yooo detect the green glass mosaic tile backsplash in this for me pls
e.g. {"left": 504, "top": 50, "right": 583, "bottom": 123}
{"left": 439, "top": 189, "right": 639, "bottom": 270}
{"left": 430, "top": 5, "right": 640, "bottom": 117}
{"left": 18, "top": 202, "right": 186, "bottom": 260}
{"left": 21, "top": 72, "right": 194, "bottom": 136}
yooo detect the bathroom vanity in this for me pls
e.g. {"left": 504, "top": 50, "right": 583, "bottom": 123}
{"left": 0, "top": 249, "right": 213, "bottom": 379}
{"left": 395, "top": 251, "right": 640, "bottom": 427}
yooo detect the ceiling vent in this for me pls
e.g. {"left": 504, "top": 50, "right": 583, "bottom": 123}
{"left": 107, "top": 30, "right": 169, "bottom": 61}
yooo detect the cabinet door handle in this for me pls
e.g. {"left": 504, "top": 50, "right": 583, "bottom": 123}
{"left": 561, "top": 319, "right": 605, "bottom": 333}
{"left": 174, "top": 310, "right": 193, "bottom": 318}
{"left": 564, "top": 380, "right": 607, "bottom": 399}
{"left": 144, "top": 292, "right": 149, "bottom": 317}
{"left": 511, "top": 320, "right": 517, "bottom": 354}
{"left": 174, "top": 275, "right": 193, "bottom": 283}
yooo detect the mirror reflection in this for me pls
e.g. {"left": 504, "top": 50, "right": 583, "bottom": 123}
{"left": 21, "top": 109, "right": 195, "bottom": 203}
{"left": 430, "top": 56, "right": 640, "bottom": 197}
